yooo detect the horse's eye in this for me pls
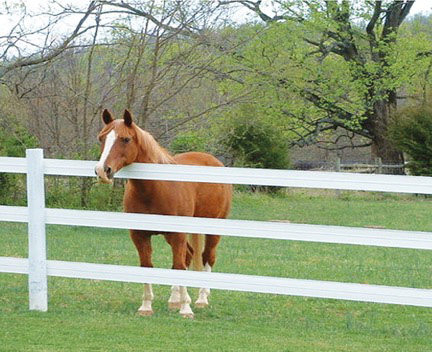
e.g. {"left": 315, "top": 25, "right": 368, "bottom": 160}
{"left": 123, "top": 137, "right": 131, "bottom": 143}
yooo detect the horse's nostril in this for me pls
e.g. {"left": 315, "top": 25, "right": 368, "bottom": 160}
{"left": 105, "top": 166, "right": 112, "bottom": 175}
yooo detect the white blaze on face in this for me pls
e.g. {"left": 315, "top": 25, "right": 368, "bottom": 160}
{"left": 95, "top": 130, "right": 117, "bottom": 180}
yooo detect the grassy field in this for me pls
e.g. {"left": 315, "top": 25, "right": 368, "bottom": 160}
{"left": 1, "top": 190, "right": 432, "bottom": 351}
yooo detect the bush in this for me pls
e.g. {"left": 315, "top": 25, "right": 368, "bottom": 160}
{"left": 0, "top": 124, "right": 38, "bottom": 204}
{"left": 169, "top": 131, "right": 208, "bottom": 154}
{"left": 45, "top": 176, "right": 124, "bottom": 211}
{"left": 220, "top": 106, "right": 290, "bottom": 192}
{"left": 389, "top": 106, "right": 432, "bottom": 176}
{"left": 221, "top": 116, "right": 290, "bottom": 170}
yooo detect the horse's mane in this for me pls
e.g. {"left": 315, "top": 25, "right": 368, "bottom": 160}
{"left": 134, "top": 125, "right": 176, "bottom": 164}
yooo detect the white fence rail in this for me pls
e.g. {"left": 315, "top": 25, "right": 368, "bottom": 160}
{"left": 3, "top": 155, "right": 432, "bottom": 194}
{"left": 0, "top": 149, "right": 432, "bottom": 311}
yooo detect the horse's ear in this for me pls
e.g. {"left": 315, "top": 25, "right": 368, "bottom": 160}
{"left": 102, "top": 109, "right": 114, "bottom": 125}
{"left": 123, "top": 109, "right": 133, "bottom": 127}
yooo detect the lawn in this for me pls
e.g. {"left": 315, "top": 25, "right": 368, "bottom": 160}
{"left": 1, "top": 190, "right": 432, "bottom": 351}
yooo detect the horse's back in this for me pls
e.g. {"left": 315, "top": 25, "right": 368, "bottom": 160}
{"left": 174, "top": 152, "right": 232, "bottom": 219}
{"left": 174, "top": 152, "right": 224, "bottom": 167}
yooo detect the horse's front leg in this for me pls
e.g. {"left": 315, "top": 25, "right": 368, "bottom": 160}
{"left": 168, "top": 285, "right": 181, "bottom": 309}
{"left": 169, "top": 242, "right": 194, "bottom": 309}
{"left": 195, "top": 263, "right": 211, "bottom": 308}
{"left": 130, "top": 231, "right": 154, "bottom": 316}
{"left": 195, "top": 234, "right": 220, "bottom": 308}
{"left": 165, "top": 233, "right": 194, "bottom": 318}
{"left": 139, "top": 283, "right": 154, "bottom": 316}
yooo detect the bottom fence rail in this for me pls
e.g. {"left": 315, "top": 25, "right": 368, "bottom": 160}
{"left": 1, "top": 256, "right": 431, "bottom": 308}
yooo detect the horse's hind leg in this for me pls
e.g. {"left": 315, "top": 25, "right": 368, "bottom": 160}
{"left": 130, "top": 231, "right": 155, "bottom": 316}
{"left": 195, "top": 234, "right": 221, "bottom": 308}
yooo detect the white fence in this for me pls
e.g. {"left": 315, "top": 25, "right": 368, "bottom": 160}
{"left": 1, "top": 149, "right": 432, "bottom": 311}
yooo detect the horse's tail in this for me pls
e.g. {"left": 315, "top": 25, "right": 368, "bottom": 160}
{"left": 188, "top": 234, "right": 204, "bottom": 271}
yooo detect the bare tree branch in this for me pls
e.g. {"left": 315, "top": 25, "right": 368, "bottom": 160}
{"left": 218, "top": 0, "right": 284, "bottom": 22}
{"left": 365, "top": 0, "right": 382, "bottom": 53}
{"left": 0, "top": 1, "right": 98, "bottom": 78}
{"left": 97, "top": 0, "right": 200, "bottom": 37}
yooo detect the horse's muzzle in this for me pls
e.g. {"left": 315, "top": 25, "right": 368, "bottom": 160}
{"left": 95, "top": 165, "right": 114, "bottom": 184}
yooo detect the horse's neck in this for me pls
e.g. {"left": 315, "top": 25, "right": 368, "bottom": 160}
{"left": 135, "top": 128, "right": 175, "bottom": 164}
{"left": 128, "top": 128, "right": 176, "bottom": 200}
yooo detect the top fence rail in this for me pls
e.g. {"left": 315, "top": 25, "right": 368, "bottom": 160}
{"left": 1, "top": 156, "right": 432, "bottom": 195}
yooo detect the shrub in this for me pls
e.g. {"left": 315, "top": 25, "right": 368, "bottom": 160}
{"left": 170, "top": 131, "right": 208, "bottom": 154}
{"left": 0, "top": 124, "right": 38, "bottom": 204}
{"left": 389, "top": 106, "right": 432, "bottom": 176}
{"left": 220, "top": 106, "right": 290, "bottom": 192}
{"left": 221, "top": 116, "right": 290, "bottom": 170}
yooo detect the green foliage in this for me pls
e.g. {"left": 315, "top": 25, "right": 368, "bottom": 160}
{"left": 45, "top": 177, "right": 124, "bottom": 211}
{"left": 169, "top": 131, "right": 208, "bottom": 154}
{"left": 0, "top": 123, "right": 38, "bottom": 204}
{"left": 0, "top": 124, "right": 38, "bottom": 157}
{"left": 220, "top": 105, "right": 290, "bottom": 170}
{"left": 217, "top": 19, "right": 371, "bottom": 141}
{"left": 389, "top": 106, "right": 432, "bottom": 176}
{"left": 216, "top": 6, "right": 432, "bottom": 158}
{"left": 218, "top": 104, "right": 290, "bottom": 193}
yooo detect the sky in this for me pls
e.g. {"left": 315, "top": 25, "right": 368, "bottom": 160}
{"left": 3, "top": 1, "right": 432, "bottom": 31}
{"left": 22, "top": 0, "right": 432, "bottom": 18}
{"left": 7, "top": 0, "right": 432, "bottom": 24}
{"left": 19, "top": 0, "right": 432, "bottom": 15}
{"left": 1, "top": 0, "right": 431, "bottom": 57}
{"left": 409, "top": 0, "right": 432, "bottom": 15}
{"left": 16, "top": 0, "right": 432, "bottom": 13}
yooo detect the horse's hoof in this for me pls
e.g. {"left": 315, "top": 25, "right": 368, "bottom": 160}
{"left": 195, "top": 302, "right": 209, "bottom": 308}
{"left": 181, "top": 313, "right": 194, "bottom": 319}
{"left": 168, "top": 302, "right": 181, "bottom": 309}
{"left": 137, "top": 309, "right": 154, "bottom": 316}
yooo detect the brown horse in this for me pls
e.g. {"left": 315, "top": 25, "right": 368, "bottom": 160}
{"left": 95, "top": 109, "right": 232, "bottom": 318}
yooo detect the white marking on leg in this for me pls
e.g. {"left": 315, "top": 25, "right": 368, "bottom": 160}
{"left": 168, "top": 285, "right": 181, "bottom": 309}
{"left": 95, "top": 130, "right": 117, "bottom": 176}
{"left": 137, "top": 283, "right": 154, "bottom": 315}
{"left": 195, "top": 263, "right": 211, "bottom": 308}
{"left": 179, "top": 286, "right": 194, "bottom": 318}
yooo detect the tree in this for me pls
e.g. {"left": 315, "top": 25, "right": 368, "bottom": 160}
{"left": 220, "top": 0, "right": 426, "bottom": 165}
{"left": 3, "top": 0, "right": 430, "bottom": 172}
{"left": 0, "top": 1, "right": 98, "bottom": 81}
{"left": 0, "top": 0, "right": 251, "bottom": 205}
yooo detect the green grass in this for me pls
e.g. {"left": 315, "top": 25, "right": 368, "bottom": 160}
{"left": 1, "top": 190, "right": 432, "bottom": 351}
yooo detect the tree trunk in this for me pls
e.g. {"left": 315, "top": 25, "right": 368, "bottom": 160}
{"left": 367, "top": 93, "right": 404, "bottom": 173}
{"left": 80, "top": 178, "right": 93, "bottom": 208}
{"left": 370, "top": 135, "right": 404, "bottom": 166}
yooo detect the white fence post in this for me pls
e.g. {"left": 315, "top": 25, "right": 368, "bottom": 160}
{"left": 26, "top": 149, "right": 48, "bottom": 311}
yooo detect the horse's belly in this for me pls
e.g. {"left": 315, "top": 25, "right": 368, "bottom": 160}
{"left": 193, "top": 182, "right": 232, "bottom": 218}
{"left": 123, "top": 180, "right": 196, "bottom": 216}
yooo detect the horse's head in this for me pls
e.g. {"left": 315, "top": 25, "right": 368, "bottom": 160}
{"left": 95, "top": 109, "right": 140, "bottom": 184}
